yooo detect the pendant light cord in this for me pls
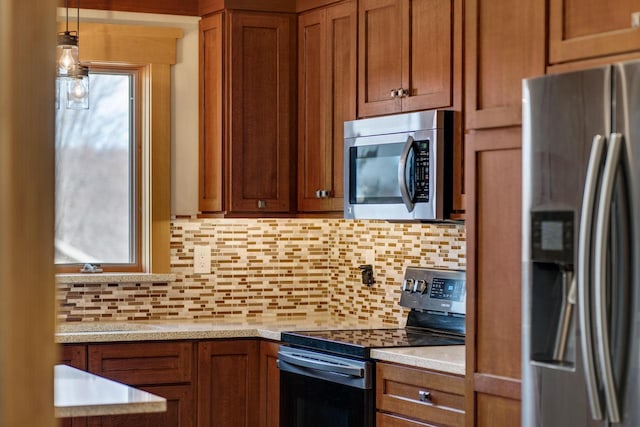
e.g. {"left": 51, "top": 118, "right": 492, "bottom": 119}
{"left": 65, "top": 0, "right": 69, "bottom": 33}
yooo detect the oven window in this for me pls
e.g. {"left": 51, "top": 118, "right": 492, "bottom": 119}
{"left": 350, "top": 143, "right": 406, "bottom": 204}
{"left": 280, "top": 371, "right": 374, "bottom": 427}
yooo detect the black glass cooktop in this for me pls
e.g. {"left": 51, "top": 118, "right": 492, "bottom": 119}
{"left": 280, "top": 327, "right": 464, "bottom": 359}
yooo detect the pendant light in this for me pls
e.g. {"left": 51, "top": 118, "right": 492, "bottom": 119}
{"left": 56, "top": 0, "right": 90, "bottom": 109}
{"left": 67, "top": 65, "right": 90, "bottom": 109}
{"left": 56, "top": 0, "right": 78, "bottom": 77}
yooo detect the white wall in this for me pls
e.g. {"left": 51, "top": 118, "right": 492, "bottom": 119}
{"left": 57, "top": 8, "right": 201, "bottom": 216}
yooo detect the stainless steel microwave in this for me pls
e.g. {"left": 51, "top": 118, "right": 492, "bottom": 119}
{"left": 344, "top": 110, "right": 458, "bottom": 221}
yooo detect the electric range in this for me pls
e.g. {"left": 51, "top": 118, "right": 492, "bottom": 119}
{"left": 277, "top": 266, "right": 466, "bottom": 427}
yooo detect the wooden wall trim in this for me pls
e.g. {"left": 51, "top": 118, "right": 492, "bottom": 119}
{"left": 0, "top": 0, "right": 57, "bottom": 426}
{"left": 149, "top": 63, "right": 172, "bottom": 273}
{"left": 63, "top": 0, "right": 199, "bottom": 16}
{"left": 56, "top": 22, "right": 183, "bottom": 65}
{"left": 200, "top": 0, "right": 297, "bottom": 16}
{"left": 474, "top": 373, "right": 522, "bottom": 400}
{"left": 465, "top": 127, "right": 522, "bottom": 152}
{"left": 296, "top": 0, "right": 344, "bottom": 13}
{"left": 547, "top": 50, "right": 640, "bottom": 74}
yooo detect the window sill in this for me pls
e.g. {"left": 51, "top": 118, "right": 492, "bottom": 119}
{"left": 56, "top": 273, "right": 176, "bottom": 285}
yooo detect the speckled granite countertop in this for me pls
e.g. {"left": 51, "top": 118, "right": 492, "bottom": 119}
{"left": 56, "top": 316, "right": 465, "bottom": 374}
{"left": 371, "top": 346, "right": 465, "bottom": 375}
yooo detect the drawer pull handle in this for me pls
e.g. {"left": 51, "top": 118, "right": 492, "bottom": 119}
{"left": 418, "top": 390, "right": 432, "bottom": 402}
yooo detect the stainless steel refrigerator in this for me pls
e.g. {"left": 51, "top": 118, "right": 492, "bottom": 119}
{"left": 522, "top": 61, "right": 640, "bottom": 426}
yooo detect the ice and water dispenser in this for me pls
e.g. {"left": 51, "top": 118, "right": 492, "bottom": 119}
{"left": 530, "top": 210, "right": 576, "bottom": 368}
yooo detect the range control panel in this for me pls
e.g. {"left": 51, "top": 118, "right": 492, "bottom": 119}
{"left": 399, "top": 267, "right": 466, "bottom": 315}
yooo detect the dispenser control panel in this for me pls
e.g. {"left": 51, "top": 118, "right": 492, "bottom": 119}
{"left": 531, "top": 210, "right": 574, "bottom": 264}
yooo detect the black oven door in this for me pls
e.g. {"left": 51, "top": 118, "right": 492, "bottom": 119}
{"left": 278, "top": 346, "right": 374, "bottom": 427}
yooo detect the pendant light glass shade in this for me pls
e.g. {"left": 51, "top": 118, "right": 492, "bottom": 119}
{"left": 56, "top": 32, "right": 78, "bottom": 77}
{"left": 67, "top": 65, "right": 90, "bottom": 110}
{"left": 56, "top": 0, "right": 89, "bottom": 109}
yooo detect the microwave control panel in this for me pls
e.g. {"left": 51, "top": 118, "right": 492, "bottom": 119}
{"left": 414, "top": 139, "right": 430, "bottom": 202}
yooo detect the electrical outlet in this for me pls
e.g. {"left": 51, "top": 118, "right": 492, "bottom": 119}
{"left": 193, "top": 245, "right": 211, "bottom": 274}
{"left": 365, "top": 249, "right": 375, "bottom": 265}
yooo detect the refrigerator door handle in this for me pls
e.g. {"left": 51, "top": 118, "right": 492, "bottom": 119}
{"left": 577, "top": 134, "right": 607, "bottom": 421}
{"left": 594, "top": 132, "right": 624, "bottom": 424}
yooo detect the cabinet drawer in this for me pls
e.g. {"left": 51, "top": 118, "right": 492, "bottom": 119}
{"left": 377, "top": 363, "right": 464, "bottom": 427}
{"left": 377, "top": 412, "right": 436, "bottom": 427}
{"left": 88, "top": 341, "right": 193, "bottom": 385}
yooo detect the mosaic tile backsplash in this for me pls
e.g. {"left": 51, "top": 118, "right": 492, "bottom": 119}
{"left": 58, "top": 219, "right": 465, "bottom": 324}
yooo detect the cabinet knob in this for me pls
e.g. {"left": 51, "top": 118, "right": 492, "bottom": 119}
{"left": 418, "top": 390, "right": 432, "bottom": 402}
{"left": 399, "top": 88, "right": 409, "bottom": 98}
{"left": 390, "top": 89, "right": 400, "bottom": 99}
{"left": 315, "top": 189, "right": 330, "bottom": 199}
{"left": 257, "top": 200, "right": 267, "bottom": 209}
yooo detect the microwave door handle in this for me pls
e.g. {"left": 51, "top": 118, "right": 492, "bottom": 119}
{"left": 398, "top": 135, "right": 415, "bottom": 212}
{"left": 594, "top": 133, "right": 623, "bottom": 424}
{"left": 578, "top": 134, "right": 607, "bottom": 421}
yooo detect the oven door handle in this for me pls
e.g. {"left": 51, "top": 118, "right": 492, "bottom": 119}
{"left": 277, "top": 351, "right": 365, "bottom": 378}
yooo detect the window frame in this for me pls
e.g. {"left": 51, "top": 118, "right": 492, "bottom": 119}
{"left": 54, "top": 20, "right": 183, "bottom": 274}
{"left": 55, "top": 65, "right": 144, "bottom": 273}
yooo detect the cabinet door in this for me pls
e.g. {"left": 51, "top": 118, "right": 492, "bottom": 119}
{"left": 550, "top": 0, "right": 640, "bottom": 64}
{"left": 86, "top": 385, "right": 194, "bottom": 427}
{"left": 197, "top": 340, "right": 260, "bottom": 427}
{"left": 87, "top": 342, "right": 195, "bottom": 427}
{"left": 199, "top": 13, "right": 224, "bottom": 213}
{"left": 325, "top": 1, "right": 356, "bottom": 210}
{"left": 401, "top": 0, "right": 454, "bottom": 112}
{"left": 298, "top": 8, "right": 328, "bottom": 211}
{"left": 59, "top": 345, "right": 87, "bottom": 427}
{"left": 60, "top": 344, "right": 87, "bottom": 370}
{"left": 259, "top": 341, "right": 280, "bottom": 427}
{"left": 298, "top": 0, "right": 356, "bottom": 212}
{"left": 465, "top": 128, "right": 522, "bottom": 426}
{"left": 228, "top": 12, "right": 296, "bottom": 213}
{"left": 88, "top": 342, "right": 193, "bottom": 385}
{"left": 465, "top": 0, "right": 545, "bottom": 129}
{"left": 358, "top": 0, "right": 403, "bottom": 117}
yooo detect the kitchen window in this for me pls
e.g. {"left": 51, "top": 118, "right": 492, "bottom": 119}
{"left": 55, "top": 68, "right": 142, "bottom": 272}
{"left": 52, "top": 21, "right": 183, "bottom": 274}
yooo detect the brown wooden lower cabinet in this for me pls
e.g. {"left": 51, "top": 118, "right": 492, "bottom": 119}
{"left": 465, "top": 127, "right": 523, "bottom": 426}
{"left": 259, "top": 341, "right": 280, "bottom": 427}
{"left": 377, "top": 412, "right": 435, "bottom": 427}
{"left": 376, "top": 362, "right": 465, "bottom": 427}
{"left": 86, "top": 385, "right": 194, "bottom": 427}
{"left": 197, "top": 340, "right": 260, "bottom": 427}
{"left": 59, "top": 342, "right": 195, "bottom": 427}
{"left": 60, "top": 339, "right": 280, "bottom": 427}
{"left": 59, "top": 344, "right": 88, "bottom": 427}
{"left": 475, "top": 393, "right": 520, "bottom": 427}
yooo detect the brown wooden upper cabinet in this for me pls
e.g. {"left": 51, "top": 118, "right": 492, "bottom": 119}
{"left": 464, "top": 0, "right": 545, "bottom": 129}
{"left": 199, "top": 10, "right": 296, "bottom": 214}
{"left": 549, "top": 0, "right": 640, "bottom": 64}
{"left": 298, "top": 0, "right": 356, "bottom": 213}
{"left": 358, "top": 0, "right": 462, "bottom": 118}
